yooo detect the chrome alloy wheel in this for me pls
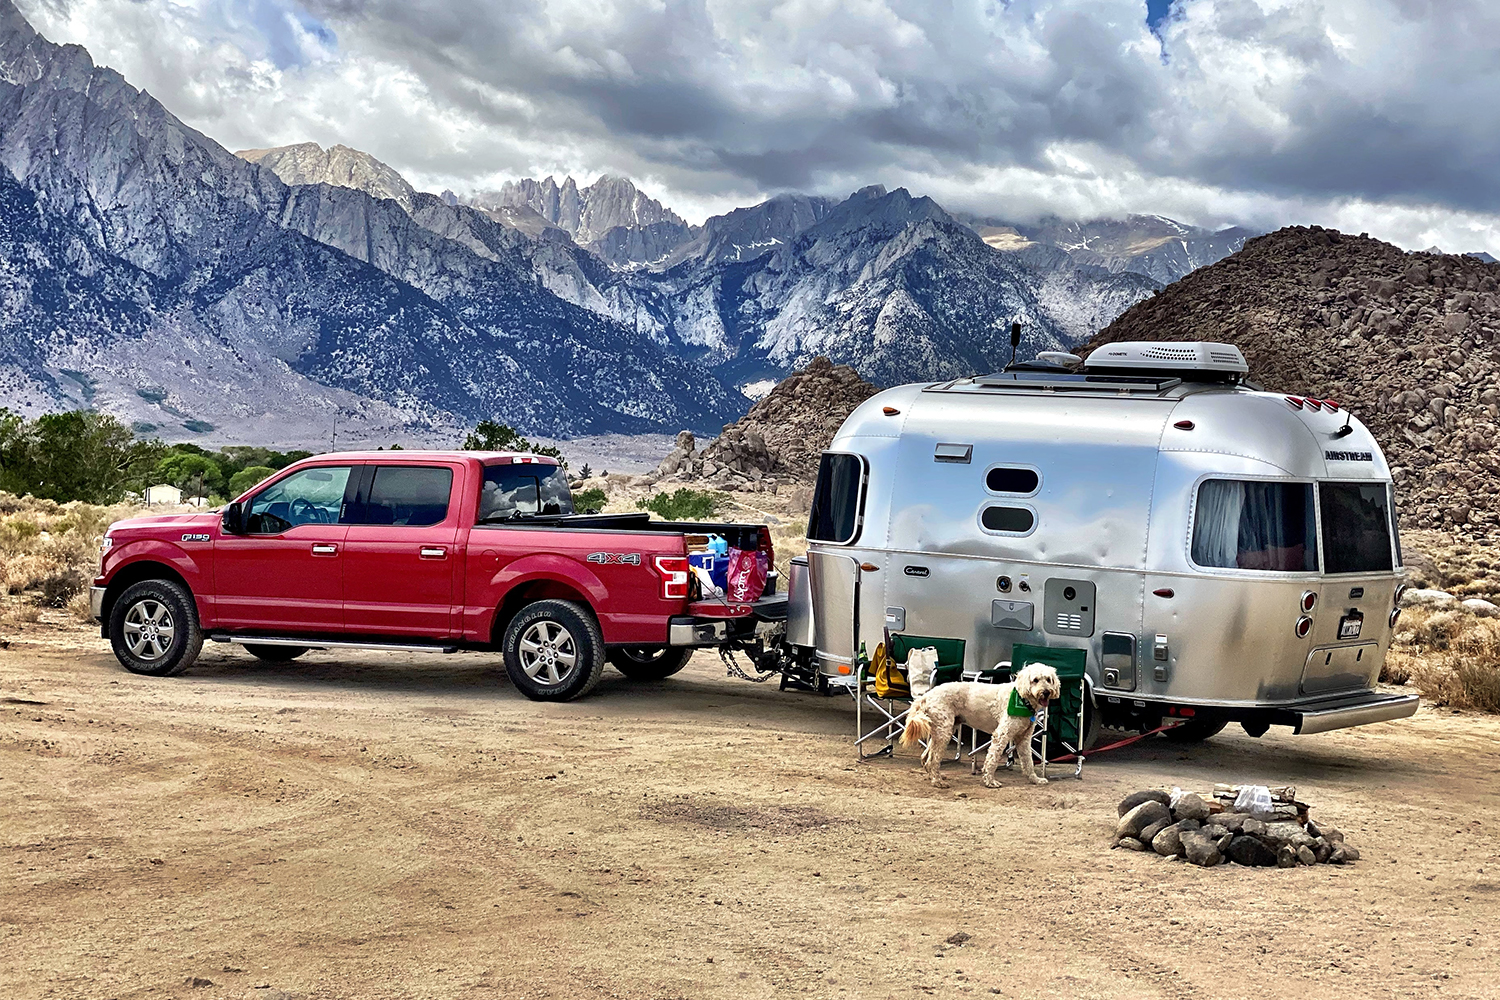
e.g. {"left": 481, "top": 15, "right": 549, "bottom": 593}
{"left": 517, "top": 620, "right": 578, "bottom": 686}
{"left": 122, "top": 598, "right": 175, "bottom": 661}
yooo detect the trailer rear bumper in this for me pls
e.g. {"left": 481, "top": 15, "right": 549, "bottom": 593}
{"left": 1281, "top": 690, "right": 1420, "bottom": 735}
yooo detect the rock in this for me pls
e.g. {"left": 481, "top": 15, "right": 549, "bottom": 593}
{"left": 1216, "top": 812, "right": 1249, "bottom": 833}
{"left": 1172, "top": 792, "right": 1211, "bottom": 822}
{"left": 946, "top": 932, "right": 972, "bottom": 945}
{"left": 1342, "top": 844, "right": 1361, "bottom": 861}
{"left": 1242, "top": 818, "right": 1268, "bottom": 838}
{"left": 1180, "top": 831, "right": 1222, "bottom": 867}
{"left": 1402, "top": 588, "right": 1456, "bottom": 607}
{"left": 1305, "top": 819, "right": 1322, "bottom": 838}
{"left": 1202, "top": 823, "right": 1229, "bottom": 841}
{"left": 1138, "top": 818, "right": 1173, "bottom": 845}
{"left": 1227, "top": 835, "right": 1280, "bottom": 867}
{"left": 1118, "top": 789, "right": 1171, "bottom": 817}
{"left": 1261, "top": 821, "right": 1308, "bottom": 846}
{"left": 1329, "top": 844, "right": 1349, "bottom": 864}
{"left": 1297, "top": 845, "right": 1317, "bottom": 865}
{"left": 1152, "top": 824, "right": 1185, "bottom": 857}
{"left": 1176, "top": 818, "right": 1201, "bottom": 832}
{"left": 1116, "top": 837, "right": 1146, "bottom": 851}
{"left": 1277, "top": 845, "right": 1298, "bottom": 868}
{"left": 1116, "top": 801, "right": 1172, "bottom": 840}
{"left": 1322, "top": 825, "right": 1346, "bottom": 844}
{"left": 1216, "top": 834, "right": 1233, "bottom": 852}
{"left": 1461, "top": 599, "right": 1500, "bottom": 618}
{"left": 1315, "top": 838, "right": 1332, "bottom": 863}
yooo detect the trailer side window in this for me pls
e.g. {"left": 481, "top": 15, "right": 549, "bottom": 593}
{"left": 985, "top": 467, "right": 1040, "bottom": 495}
{"left": 980, "top": 505, "right": 1035, "bottom": 534}
{"left": 1191, "top": 480, "right": 1317, "bottom": 572}
{"left": 1320, "top": 482, "right": 1394, "bottom": 574}
{"left": 808, "top": 453, "right": 865, "bottom": 544}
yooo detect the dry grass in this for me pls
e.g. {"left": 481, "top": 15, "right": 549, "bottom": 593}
{"left": 1400, "top": 530, "right": 1500, "bottom": 601}
{"left": 0, "top": 492, "right": 153, "bottom": 612}
{"left": 1386, "top": 604, "right": 1500, "bottom": 713}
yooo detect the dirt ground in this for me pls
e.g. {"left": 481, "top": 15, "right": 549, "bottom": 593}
{"left": 3, "top": 617, "right": 1499, "bottom": 1000}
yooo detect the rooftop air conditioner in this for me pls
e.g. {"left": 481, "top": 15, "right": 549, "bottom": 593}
{"left": 1084, "top": 341, "right": 1248, "bottom": 375}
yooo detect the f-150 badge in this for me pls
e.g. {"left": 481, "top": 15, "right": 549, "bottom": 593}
{"left": 180, "top": 533, "right": 211, "bottom": 542}
{"left": 586, "top": 551, "right": 641, "bottom": 566}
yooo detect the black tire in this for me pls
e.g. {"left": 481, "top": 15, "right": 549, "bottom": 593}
{"left": 608, "top": 646, "right": 693, "bottom": 681}
{"left": 502, "top": 599, "right": 605, "bottom": 702}
{"left": 243, "top": 644, "right": 309, "bottom": 662}
{"left": 1161, "top": 715, "right": 1229, "bottom": 743}
{"left": 1082, "top": 688, "right": 1102, "bottom": 751}
{"left": 108, "top": 578, "right": 203, "bottom": 677}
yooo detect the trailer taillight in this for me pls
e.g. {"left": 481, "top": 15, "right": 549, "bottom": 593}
{"left": 1300, "top": 590, "right": 1318, "bottom": 613}
{"left": 1295, "top": 615, "right": 1313, "bottom": 639}
{"left": 654, "top": 556, "right": 690, "bottom": 600}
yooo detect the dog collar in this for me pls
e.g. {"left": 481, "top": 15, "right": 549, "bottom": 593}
{"left": 1006, "top": 689, "right": 1034, "bottom": 719}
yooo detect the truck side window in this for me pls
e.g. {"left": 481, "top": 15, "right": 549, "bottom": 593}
{"left": 352, "top": 466, "right": 454, "bottom": 527}
{"left": 808, "top": 453, "right": 865, "bottom": 544}
{"left": 480, "top": 464, "right": 576, "bottom": 519}
{"left": 245, "top": 467, "right": 352, "bottom": 534}
{"left": 1191, "top": 479, "right": 1317, "bottom": 572}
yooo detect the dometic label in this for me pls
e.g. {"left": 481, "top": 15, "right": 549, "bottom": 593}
{"left": 180, "top": 533, "right": 211, "bottom": 542}
{"left": 1325, "top": 450, "right": 1373, "bottom": 462}
{"left": 586, "top": 552, "right": 641, "bottom": 566}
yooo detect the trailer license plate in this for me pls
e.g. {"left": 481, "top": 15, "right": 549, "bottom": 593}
{"left": 1339, "top": 615, "right": 1363, "bottom": 640}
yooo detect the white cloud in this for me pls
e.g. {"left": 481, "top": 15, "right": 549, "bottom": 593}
{"left": 15, "top": 0, "right": 1500, "bottom": 252}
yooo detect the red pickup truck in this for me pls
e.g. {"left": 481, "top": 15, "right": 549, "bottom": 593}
{"left": 90, "top": 451, "right": 783, "bottom": 700}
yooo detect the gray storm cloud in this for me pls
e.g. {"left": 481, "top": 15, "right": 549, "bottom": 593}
{"left": 16, "top": 0, "right": 1500, "bottom": 250}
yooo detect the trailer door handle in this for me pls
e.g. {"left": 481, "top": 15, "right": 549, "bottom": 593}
{"left": 420, "top": 546, "right": 448, "bottom": 559}
{"left": 311, "top": 543, "right": 338, "bottom": 556}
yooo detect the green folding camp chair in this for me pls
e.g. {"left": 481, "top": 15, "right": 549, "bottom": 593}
{"left": 855, "top": 634, "right": 966, "bottom": 759}
{"left": 968, "top": 642, "right": 1088, "bottom": 780}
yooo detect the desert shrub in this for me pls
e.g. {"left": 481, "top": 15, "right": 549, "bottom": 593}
{"left": 38, "top": 566, "right": 88, "bottom": 607}
{"left": 637, "top": 488, "right": 721, "bottom": 521}
{"left": 66, "top": 589, "right": 93, "bottom": 623}
{"left": 573, "top": 487, "right": 607, "bottom": 512}
{"left": 1390, "top": 604, "right": 1500, "bottom": 712}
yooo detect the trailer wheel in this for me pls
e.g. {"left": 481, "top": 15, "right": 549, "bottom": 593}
{"left": 108, "top": 579, "right": 203, "bottom": 677}
{"left": 609, "top": 646, "right": 693, "bottom": 681}
{"left": 243, "top": 644, "right": 309, "bottom": 662}
{"left": 1082, "top": 689, "right": 1102, "bottom": 751}
{"left": 502, "top": 599, "right": 606, "bottom": 702}
{"left": 1160, "top": 715, "right": 1228, "bottom": 743}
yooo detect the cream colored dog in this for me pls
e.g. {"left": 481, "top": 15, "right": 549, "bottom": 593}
{"left": 899, "top": 663, "right": 1062, "bottom": 789}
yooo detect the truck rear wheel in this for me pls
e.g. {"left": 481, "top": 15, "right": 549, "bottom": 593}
{"left": 108, "top": 579, "right": 203, "bottom": 677}
{"left": 243, "top": 644, "right": 309, "bottom": 662}
{"left": 609, "top": 646, "right": 693, "bottom": 681}
{"left": 502, "top": 600, "right": 605, "bottom": 702}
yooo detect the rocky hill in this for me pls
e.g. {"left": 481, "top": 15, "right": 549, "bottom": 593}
{"left": 1089, "top": 226, "right": 1500, "bottom": 539}
{"left": 654, "top": 357, "right": 879, "bottom": 487}
{"left": 238, "top": 142, "right": 418, "bottom": 213}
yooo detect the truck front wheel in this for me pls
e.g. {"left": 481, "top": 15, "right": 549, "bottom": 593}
{"left": 502, "top": 600, "right": 606, "bottom": 702}
{"left": 108, "top": 579, "right": 204, "bottom": 677}
{"left": 608, "top": 646, "right": 693, "bottom": 681}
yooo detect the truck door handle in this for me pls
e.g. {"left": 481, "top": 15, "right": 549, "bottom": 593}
{"left": 420, "top": 547, "right": 448, "bottom": 559}
{"left": 311, "top": 543, "right": 338, "bottom": 556}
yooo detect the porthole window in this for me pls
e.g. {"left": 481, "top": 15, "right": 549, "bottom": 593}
{"left": 980, "top": 505, "right": 1035, "bottom": 535}
{"left": 985, "top": 466, "right": 1040, "bottom": 495}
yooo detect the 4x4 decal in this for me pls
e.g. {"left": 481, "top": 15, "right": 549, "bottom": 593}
{"left": 586, "top": 551, "right": 641, "bottom": 566}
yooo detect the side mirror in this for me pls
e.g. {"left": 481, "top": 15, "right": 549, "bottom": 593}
{"left": 221, "top": 501, "right": 245, "bottom": 535}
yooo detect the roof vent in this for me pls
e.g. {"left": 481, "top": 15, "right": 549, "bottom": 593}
{"left": 1085, "top": 341, "right": 1248, "bottom": 375}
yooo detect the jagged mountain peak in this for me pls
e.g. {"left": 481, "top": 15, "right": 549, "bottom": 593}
{"left": 237, "top": 141, "right": 418, "bottom": 212}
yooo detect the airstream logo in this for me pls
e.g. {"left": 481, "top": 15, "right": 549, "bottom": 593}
{"left": 1325, "top": 450, "right": 1373, "bottom": 462}
{"left": 586, "top": 551, "right": 641, "bottom": 566}
{"left": 180, "top": 533, "right": 210, "bottom": 542}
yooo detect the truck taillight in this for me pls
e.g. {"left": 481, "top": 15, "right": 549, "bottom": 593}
{"left": 654, "top": 556, "right": 690, "bottom": 600}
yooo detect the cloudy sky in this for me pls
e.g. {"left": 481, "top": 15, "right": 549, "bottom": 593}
{"left": 16, "top": 0, "right": 1500, "bottom": 251}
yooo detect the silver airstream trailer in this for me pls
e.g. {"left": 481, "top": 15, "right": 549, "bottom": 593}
{"left": 782, "top": 342, "right": 1419, "bottom": 743}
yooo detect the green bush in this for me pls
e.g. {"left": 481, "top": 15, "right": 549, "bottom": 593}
{"left": 228, "top": 465, "right": 277, "bottom": 498}
{"left": 461, "top": 419, "right": 566, "bottom": 467}
{"left": 636, "top": 488, "right": 720, "bottom": 521}
{"left": 573, "top": 487, "right": 607, "bottom": 513}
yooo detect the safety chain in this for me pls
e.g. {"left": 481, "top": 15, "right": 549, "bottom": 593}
{"left": 719, "top": 645, "right": 781, "bottom": 683}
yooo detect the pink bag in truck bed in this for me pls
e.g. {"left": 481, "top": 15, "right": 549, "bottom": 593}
{"left": 724, "top": 547, "right": 769, "bottom": 603}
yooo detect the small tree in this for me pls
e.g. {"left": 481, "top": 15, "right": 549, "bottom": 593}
{"left": 462, "top": 419, "right": 566, "bottom": 467}
{"left": 156, "top": 452, "right": 224, "bottom": 499}
{"left": 578, "top": 462, "right": 592, "bottom": 479}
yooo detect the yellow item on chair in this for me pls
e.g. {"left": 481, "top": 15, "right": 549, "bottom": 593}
{"left": 870, "top": 642, "right": 910, "bottom": 699}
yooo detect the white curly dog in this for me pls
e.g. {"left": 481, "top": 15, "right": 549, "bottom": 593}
{"left": 899, "top": 663, "right": 1062, "bottom": 789}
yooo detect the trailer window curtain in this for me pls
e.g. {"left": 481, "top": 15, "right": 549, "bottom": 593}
{"left": 1319, "top": 482, "right": 1394, "bottom": 574}
{"left": 1192, "top": 480, "right": 1318, "bottom": 572}
{"left": 808, "top": 453, "right": 865, "bottom": 544}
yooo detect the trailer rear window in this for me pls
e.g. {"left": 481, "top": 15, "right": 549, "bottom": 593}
{"left": 1320, "top": 482, "right": 1394, "bottom": 574}
{"left": 808, "top": 453, "right": 865, "bottom": 544}
{"left": 1192, "top": 480, "right": 1318, "bottom": 572}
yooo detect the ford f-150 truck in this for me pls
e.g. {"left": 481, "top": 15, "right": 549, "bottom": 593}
{"left": 91, "top": 451, "right": 783, "bottom": 700}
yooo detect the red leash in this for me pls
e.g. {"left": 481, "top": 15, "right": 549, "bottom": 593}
{"left": 1047, "top": 722, "right": 1177, "bottom": 763}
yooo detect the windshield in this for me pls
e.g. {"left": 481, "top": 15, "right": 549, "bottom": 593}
{"left": 1320, "top": 482, "right": 1394, "bottom": 574}
{"left": 480, "top": 463, "right": 575, "bottom": 519}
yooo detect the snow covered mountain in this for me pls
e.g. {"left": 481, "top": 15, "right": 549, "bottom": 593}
{"left": 968, "top": 214, "right": 1256, "bottom": 285}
